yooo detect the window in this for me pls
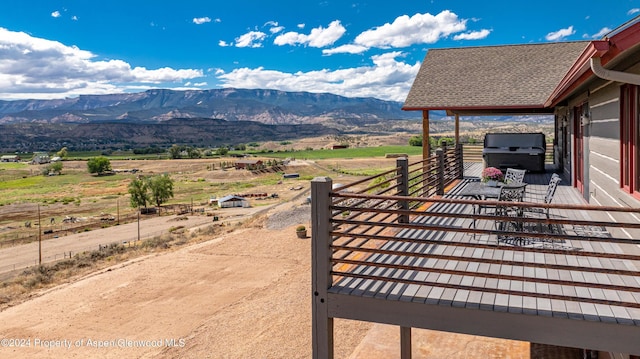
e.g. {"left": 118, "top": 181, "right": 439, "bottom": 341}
{"left": 620, "top": 84, "right": 640, "bottom": 199}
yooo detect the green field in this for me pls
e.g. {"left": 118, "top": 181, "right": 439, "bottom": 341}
{"left": 251, "top": 145, "right": 423, "bottom": 159}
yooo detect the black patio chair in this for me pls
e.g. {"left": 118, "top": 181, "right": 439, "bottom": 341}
{"left": 504, "top": 168, "right": 526, "bottom": 185}
{"left": 524, "top": 174, "right": 562, "bottom": 226}
{"left": 493, "top": 184, "right": 527, "bottom": 243}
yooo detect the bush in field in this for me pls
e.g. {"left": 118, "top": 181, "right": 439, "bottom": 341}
{"left": 87, "top": 156, "right": 112, "bottom": 175}
{"left": 409, "top": 135, "right": 422, "bottom": 147}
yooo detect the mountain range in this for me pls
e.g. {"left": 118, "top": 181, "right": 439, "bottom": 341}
{"left": 0, "top": 88, "right": 420, "bottom": 152}
{"left": 0, "top": 88, "right": 418, "bottom": 125}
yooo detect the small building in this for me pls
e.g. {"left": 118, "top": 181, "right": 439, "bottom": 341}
{"left": 283, "top": 173, "right": 299, "bottom": 179}
{"left": 1, "top": 155, "right": 20, "bottom": 162}
{"left": 31, "top": 152, "right": 50, "bottom": 164}
{"left": 234, "top": 159, "right": 263, "bottom": 170}
{"left": 217, "top": 195, "right": 249, "bottom": 208}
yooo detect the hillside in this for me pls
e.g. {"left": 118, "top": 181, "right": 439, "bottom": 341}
{"left": 0, "top": 88, "right": 419, "bottom": 125}
{"left": 0, "top": 118, "right": 340, "bottom": 152}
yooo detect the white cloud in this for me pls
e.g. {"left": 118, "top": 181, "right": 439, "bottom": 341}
{"left": 453, "top": 29, "right": 491, "bottom": 41}
{"left": 270, "top": 26, "right": 284, "bottom": 34}
{"left": 297, "top": 23, "right": 305, "bottom": 29}
{"left": 274, "top": 20, "right": 345, "bottom": 47}
{"left": 322, "top": 44, "right": 368, "bottom": 55}
{"left": 218, "top": 40, "right": 230, "bottom": 47}
{"left": 217, "top": 51, "right": 420, "bottom": 101}
{"left": 545, "top": 26, "right": 575, "bottom": 41}
{"left": 51, "top": 11, "right": 61, "bottom": 18}
{"left": 263, "top": 21, "right": 284, "bottom": 34}
{"left": 193, "top": 17, "right": 211, "bottom": 25}
{"left": 71, "top": 15, "right": 78, "bottom": 21}
{"left": 0, "top": 28, "right": 203, "bottom": 100}
{"left": 235, "top": 31, "right": 267, "bottom": 48}
{"left": 588, "top": 27, "right": 612, "bottom": 39}
{"left": 354, "top": 10, "right": 467, "bottom": 48}
{"left": 628, "top": 8, "right": 640, "bottom": 15}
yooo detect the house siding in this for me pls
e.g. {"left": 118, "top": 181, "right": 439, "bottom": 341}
{"left": 564, "top": 73, "right": 640, "bottom": 236}
{"left": 587, "top": 84, "right": 621, "bottom": 207}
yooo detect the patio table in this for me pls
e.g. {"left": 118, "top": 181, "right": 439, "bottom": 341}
{"left": 458, "top": 180, "right": 502, "bottom": 199}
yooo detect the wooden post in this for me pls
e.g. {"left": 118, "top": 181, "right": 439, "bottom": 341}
{"left": 397, "top": 157, "right": 409, "bottom": 223}
{"left": 401, "top": 326, "right": 412, "bottom": 359}
{"left": 423, "top": 110, "right": 431, "bottom": 197}
{"left": 455, "top": 113, "right": 460, "bottom": 145}
{"left": 312, "top": 177, "right": 334, "bottom": 359}
{"left": 422, "top": 110, "right": 430, "bottom": 159}
{"left": 436, "top": 148, "right": 445, "bottom": 195}
{"left": 456, "top": 143, "right": 464, "bottom": 179}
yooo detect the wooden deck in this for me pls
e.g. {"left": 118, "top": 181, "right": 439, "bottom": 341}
{"left": 312, "top": 161, "right": 640, "bottom": 357}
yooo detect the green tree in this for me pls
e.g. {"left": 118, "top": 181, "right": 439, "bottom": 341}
{"left": 128, "top": 177, "right": 150, "bottom": 209}
{"left": 50, "top": 162, "right": 63, "bottom": 175}
{"left": 56, "top": 147, "right": 68, "bottom": 159}
{"left": 41, "top": 162, "right": 64, "bottom": 176}
{"left": 408, "top": 135, "right": 423, "bottom": 147}
{"left": 168, "top": 144, "right": 183, "bottom": 159}
{"left": 148, "top": 174, "right": 174, "bottom": 207}
{"left": 215, "top": 147, "right": 229, "bottom": 156}
{"left": 87, "top": 156, "right": 112, "bottom": 175}
{"left": 187, "top": 147, "right": 201, "bottom": 159}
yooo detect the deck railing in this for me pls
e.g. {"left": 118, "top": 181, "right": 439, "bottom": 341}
{"left": 312, "top": 155, "right": 640, "bottom": 357}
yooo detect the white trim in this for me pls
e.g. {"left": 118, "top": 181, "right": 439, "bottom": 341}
{"left": 589, "top": 136, "right": 619, "bottom": 144}
{"left": 590, "top": 150, "right": 620, "bottom": 164}
{"left": 589, "top": 97, "right": 619, "bottom": 108}
{"left": 590, "top": 80, "right": 616, "bottom": 95}
{"left": 589, "top": 181, "right": 636, "bottom": 239}
{"left": 590, "top": 118, "right": 619, "bottom": 124}
{"left": 590, "top": 165, "right": 620, "bottom": 185}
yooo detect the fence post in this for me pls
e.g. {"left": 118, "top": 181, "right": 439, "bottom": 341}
{"left": 397, "top": 157, "right": 410, "bottom": 223}
{"left": 311, "top": 177, "right": 334, "bottom": 359}
{"left": 456, "top": 143, "right": 464, "bottom": 179}
{"left": 436, "top": 148, "right": 445, "bottom": 195}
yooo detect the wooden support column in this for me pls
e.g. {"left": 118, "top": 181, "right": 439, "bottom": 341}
{"left": 396, "top": 157, "right": 409, "bottom": 223}
{"left": 401, "top": 326, "right": 412, "bottom": 359}
{"left": 312, "top": 177, "right": 334, "bottom": 359}
{"left": 455, "top": 113, "right": 460, "bottom": 144}
{"left": 422, "top": 110, "right": 430, "bottom": 159}
{"left": 436, "top": 148, "right": 445, "bottom": 195}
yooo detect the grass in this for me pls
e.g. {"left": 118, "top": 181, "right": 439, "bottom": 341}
{"left": 251, "top": 145, "right": 423, "bottom": 159}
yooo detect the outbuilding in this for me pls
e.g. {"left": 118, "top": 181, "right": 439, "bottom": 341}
{"left": 217, "top": 195, "right": 249, "bottom": 208}
{"left": 1, "top": 155, "right": 20, "bottom": 162}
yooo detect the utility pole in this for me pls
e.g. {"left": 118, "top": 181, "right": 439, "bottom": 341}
{"left": 137, "top": 207, "right": 140, "bottom": 241}
{"left": 38, "top": 203, "right": 42, "bottom": 265}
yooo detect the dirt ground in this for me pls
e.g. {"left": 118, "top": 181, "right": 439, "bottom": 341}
{"left": 0, "top": 202, "right": 372, "bottom": 359}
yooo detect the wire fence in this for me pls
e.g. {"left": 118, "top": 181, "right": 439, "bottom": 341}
{"left": 0, "top": 226, "right": 173, "bottom": 276}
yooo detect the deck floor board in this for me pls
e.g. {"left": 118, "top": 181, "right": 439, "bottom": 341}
{"left": 328, "top": 163, "right": 640, "bottom": 327}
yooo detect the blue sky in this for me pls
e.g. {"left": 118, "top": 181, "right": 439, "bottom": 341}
{"left": 0, "top": 1, "right": 639, "bottom": 102}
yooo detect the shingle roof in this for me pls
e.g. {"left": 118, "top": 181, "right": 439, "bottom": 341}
{"left": 403, "top": 41, "right": 589, "bottom": 112}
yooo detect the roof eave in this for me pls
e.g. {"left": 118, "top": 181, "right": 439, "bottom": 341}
{"left": 402, "top": 105, "right": 553, "bottom": 116}
{"left": 544, "top": 41, "right": 609, "bottom": 107}
{"left": 546, "top": 20, "right": 640, "bottom": 107}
